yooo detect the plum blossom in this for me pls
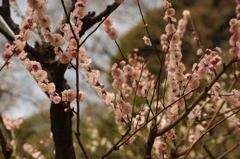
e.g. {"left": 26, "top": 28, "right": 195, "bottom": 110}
{"left": 183, "top": 10, "right": 190, "bottom": 19}
{"left": 103, "top": 17, "right": 119, "bottom": 40}
{"left": 229, "top": 46, "right": 239, "bottom": 57}
{"left": 121, "top": 102, "right": 132, "bottom": 115}
{"left": 170, "top": 33, "right": 180, "bottom": 45}
{"left": 162, "top": 0, "right": 172, "bottom": 9}
{"left": 59, "top": 52, "right": 71, "bottom": 64}
{"left": 39, "top": 82, "right": 48, "bottom": 92}
{"left": 52, "top": 96, "right": 61, "bottom": 104}
{"left": 34, "top": 70, "right": 47, "bottom": 82}
{"left": 112, "top": 67, "right": 124, "bottom": 79}
{"left": 107, "top": 27, "right": 118, "bottom": 40}
{"left": 143, "top": 36, "right": 152, "bottom": 46}
{"left": 47, "top": 82, "right": 56, "bottom": 94}
{"left": 50, "top": 33, "right": 63, "bottom": 48}
{"left": 31, "top": 61, "right": 42, "bottom": 72}
{"left": 165, "top": 23, "right": 176, "bottom": 35}
{"left": 39, "top": 14, "right": 51, "bottom": 28}
{"left": 2, "top": 51, "right": 12, "bottom": 61}
{"left": 165, "top": 8, "right": 175, "bottom": 17}
{"left": 2, "top": 114, "right": 23, "bottom": 130}
{"left": 22, "top": 58, "right": 32, "bottom": 70}
{"left": 159, "top": 142, "right": 167, "bottom": 150}
{"left": 62, "top": 89, "right": 76, "bottom": 102}
{"left": 78, "top": 90, "right": 85, "bottom": 102}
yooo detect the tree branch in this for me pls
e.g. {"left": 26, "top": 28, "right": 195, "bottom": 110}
{"left": 79, "top": 2, "right": 120, "bottom": 37}
{"left": 0, "top": 127, "right": 12, "bottom": 159}
{"left": 216, "top": 141, "right": 240, "bottom": 159}
{"left": 0, "top": 0, "right": 20, "bottom": 35}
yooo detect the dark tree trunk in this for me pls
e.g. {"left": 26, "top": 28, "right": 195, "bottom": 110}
{"left": 47, "top": 59, "right": 76, "bottom": 159}
{"left": 50, "top": 101, "right": 75, "bottom": 159}
{"left": 143, "top": 124, "right": 157, "bottom": 159}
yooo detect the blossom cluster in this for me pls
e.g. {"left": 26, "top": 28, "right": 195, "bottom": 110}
{"left": 1, "top": 0, "right": 92, "bottom": 105}
{"left": 229, "top": 12, "right": 240, "bottom": 57}
{"left": 103, "top": 17, "right": 119, "bottom": 40}
{"left": 23, "top": 143, "right": 45, "bottom": 159}
{"left": 1, "top": 114, "right": 23, "bottom": 130}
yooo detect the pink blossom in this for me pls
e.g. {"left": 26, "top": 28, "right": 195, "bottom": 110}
{"left": 122, "top": 102, "right": 132, "bottom": 115}
{"left": 135, "top": 115, "right": 145, "bottom": 125}
{"left": 79, "top": 58, "right": 92, "bottom": 68}
{"left": 143, "top": 36, "right": 152, "bottom": 46}
{"left": 165, "top": 23, "right": 176, "bottom": 35}
{"left": 37, "top": 2, "right": 47, "bottom": 13}
{"left": 62, "top": 89, "right": 76, "bottom": 102}
{"left": 210, "top": 56, "right": 222, "bottom": 66}
{"left": 22, "top": 58, "right": 32, "bottom": 70}
{"left": 112, "top": 79, "right": 122, "bottom": 91}
{"left": 120, "top": 60, "right": 126, "bottom": 66}
{"left": 39, "top": 82, "right": 48, "bottom": 92}
{"left": 2, "top": 114, "right": 23, "bottom": 130}
{"left": 78, "top": 90, "right": 85, "bottom": 102}
{"left": 112, "top": 68, "right": 124, "bottom": 79}
{"left": 139, "top": 86, "right": 148, "bottom": 97}
{"left": 59, "top": 52, "right": 71, "bottom": 64}
{"left": 183, "top": 10, "right": 190, "bottom": 19}
{"left": 50, "top": 33, "right": 63, "bottom": 47}
{"left": 22, "top": 30, "right": 32, "bottom": 41}
{"left": 52, "top": 96, "right": 61, "bottom": 104}
{"left": 229, "top": 18, "right": 239, "bottom": 27}
{"left": 229, "top": 47, "right": 240, "bottom": 57}
{"left": 165, "top": 8, "right": 175, "bottom": 17}
{"left": 74, "top": 7, "right": 86, "bottom": 19}
{"left": 40, "top": 14, "right": 51, "bottom": 28}
{"left": 34, "top": 70, "right": 47, "bottom": 82}
{"left": 102, "top": 92, "right": 115, "bottom": 105}
{"left": 75, "top": 1, "right": 86, "bottom": 8}
{"left": 107, "top": 27, "right": 118, "bottom": 40}
{"left": 132, "top": 70, "right": 140, "bottom": 80}
{"left": 103, "top": 17, "right": 113, "bottom": 26}
{"left": 197, "top": 48, "right": 203, "bottom": 55}
{"left": 47, "top": 83, "right": 56, "bottom": 94}
{"left": 2, "top": 51, "right": 12, "bottom": 61}
{"left": 229, "top": 33, "right": 240, "bottom": 46}
{"left": 31, "top": 61, "right": 42, "bottom": 71}
{"left": 139, "top": 107, "right": 149, "bottom": 116}
{"left": 2, "top": 61, "right": 14, "bottom": 69}
{"left": 166, "top": 129, "right": 175, "bottom": 139}
{"left": 170, "top": 33, "right": 180, "bottom": 45}
{"left": 190, "top": 80, "right": 200, "bottom": 90}
{"left": 159, "top": 142, "right": 167, "bottom": 150}
{"left": 162, "top": 0, "right": 172, "bottom": 9}
{"left": 188, "top": 134, "right": 196, "bottom": 143}
{"left": 27, "top": 0, "right": 41, "bottom": 10}
{"left": 123, "top": 65, "right": 134, "bottom": 78}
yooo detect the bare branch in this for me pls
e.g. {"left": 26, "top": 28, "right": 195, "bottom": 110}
{"left": 79, "top": 2, "right": 120, "bottom": 36}
{"left": 0, "top": 0, "right": 20, "bottom": 35}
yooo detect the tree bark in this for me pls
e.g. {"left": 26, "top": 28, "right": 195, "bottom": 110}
{"left": 143, "top": 124, "right": 157, "bottom": 159}
{"left": 50, "top": 101, "right": 75, "bottom": 159}
{"left": 47, "top": 58, "right": 76, "bottom": 159}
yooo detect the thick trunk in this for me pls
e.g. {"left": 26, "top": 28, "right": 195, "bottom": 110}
{"left": 50, "top": 101, "right": 75, "bottom": 159}
{"left": 47, "top": 60, "right": 76, "bottom": 159}
{"left": 143, "top": 124, "right": 157, "bottom": 159}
